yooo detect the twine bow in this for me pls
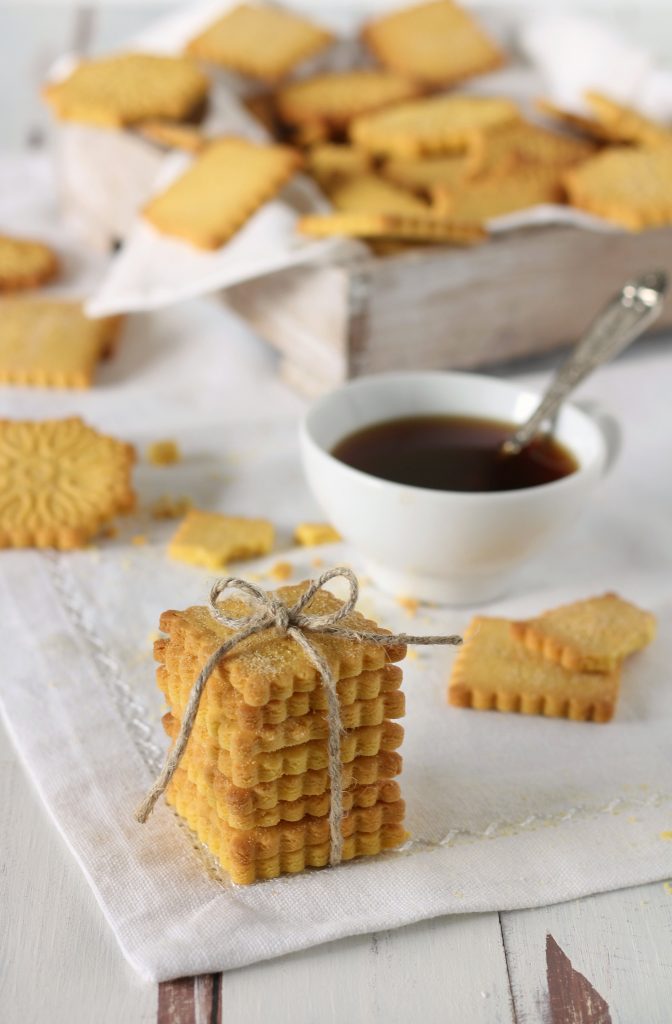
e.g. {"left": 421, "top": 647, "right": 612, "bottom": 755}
{"left": 135, "top": 567, "right": 462, "bottom": 867}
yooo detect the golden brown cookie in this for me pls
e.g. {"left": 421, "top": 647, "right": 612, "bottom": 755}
{"left": 448, "top": 617, "right": 620, "bottom": 722}
{"left": 170, "top": 717, "right": 404, "bottom": 788}
{"left": 306, "top": 144, "right": 372, "bottom": 188}
{"left": 0, "top": 300, "right": 122, "bottom": 388}
{"left": 0, "top": 417, "right": 135, "bottom": 549}
{"left": 350, "top": 94, "right": 520, "bottom": 158}
{"left": 432, "top": 165, "right": 564, "bottom": 220}
{"left": 327, "top": 173, "right": 430, "bottom": 215}
{"left": 44, "top": 53, "right": 209, "bottom": 128}
{"left": 0, "top": 236, "right": 59, "bottom": 293}
{"left": 510, "top": 593, "right": 656, "bottom": 673}
{"left": 157, "top": 631, "right": 404, "bottom": 728}
{"left": 564, "top": 146, "right": 672, "bottom": 229}
{"left": 294, "top": 522, "right": 341, "bottom": 546}
{"left": 185, "top": 4, "right": 333, "bottom": 83}
{"left": 159, "top": 667, "right": 404, "bottom": 741}
{"left": 143, "top": 137, "right": 300, "bottom": 249}
{"left": 168, "top": 768, "right": 407, "bottom": 883}
{"left": 535, "top": 98, "right": 613, "bottom": 142}
{"left": 137, "top": 120, "right": 206, "bottom": 153}
{"left": 183, "top": 751, "right": 402, "bottom": 830}
{"left": 168, "top": 509, "right": 274, "bottom": 569}
{"left": 276, "top": 70, "right": 422, "bottom": 131}
{"left": 298, "top": 210, "right": 486, "bottom": 244}
{"left": 158, "top": 581, "right": 407, "bottom": 707}
{"left": 467, "top": 121, "right": 596, "bottom": 178}
{"left": 362, "top": 0, "right": 504, "bottom": 88}
{"left": 585, "top": 92, "right": 672, "bottom": 148}
{"left": 243, "top": 93, "right": 281, "bottom": 135}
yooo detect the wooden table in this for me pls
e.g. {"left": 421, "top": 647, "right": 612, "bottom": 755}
{"left": 4, "top": 709, "right": 671, "bottom": 1023}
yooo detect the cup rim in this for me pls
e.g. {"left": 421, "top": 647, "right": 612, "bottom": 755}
{"left": 301, "top": 369, "right": 607, "bottom": 502}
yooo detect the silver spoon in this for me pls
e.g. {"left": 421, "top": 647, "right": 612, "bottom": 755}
{"left": 501, "top": 270, "right": 668, "bottom": 457}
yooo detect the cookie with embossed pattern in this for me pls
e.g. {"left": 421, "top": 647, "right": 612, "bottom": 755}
{"left": 0, "top": 417, "right": 135, "bottom": 549}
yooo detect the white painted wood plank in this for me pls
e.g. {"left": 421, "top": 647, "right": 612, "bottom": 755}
{"left": 0, "top": 721, "right": 156, "bottom": 1024}
{"left": 219, "top": 913, "right": 515, "bottom": 1024}
{"left": 501, "top": 881, "right": 672, "bottom": 1024}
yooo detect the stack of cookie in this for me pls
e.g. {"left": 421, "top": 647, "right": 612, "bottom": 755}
{"left": 448, "top": 593, "right": 656, "bottom": 723}
{"left": 154, "top": 582, "right": 407, "bottom": 884}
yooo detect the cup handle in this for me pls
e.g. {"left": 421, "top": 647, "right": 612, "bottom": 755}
{"left": 573, "top": 399, "right": 622, "bottom": 478}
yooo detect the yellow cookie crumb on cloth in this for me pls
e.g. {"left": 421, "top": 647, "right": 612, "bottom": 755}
{"left": 143, "top": 137, "right": 301, "bottom": 250}
{"left": 168, "top": 509, "right": 274, "bottom": 569}
{"left": 0, "top": 300, "right": 122, "bottom": 388}
{"left": 268, "top": 560, "right": 293, "bottom": 581}
{"left": 510, "top": 593, "right": 656, "bottom": 673}
{"left": 147, "top": 439, "right": 181, "bottom": 465}
{"left": 185, "top": 3, "right": 333, "bottom": 83}
{"left": 397, "top": 596, "right": 419, "bottom": 617}
{"left": 150, "top": 495, "right": 192, "bottom": 519}
{"left": 0, "top": 236, "right": 59, "bottom": 293}
{"left": 449, "top": 617, "right": 621, "bottom": 722}
{"left": 43, "top": 53, "right": 209, "bottom": 128}
{"left": 294, "top": 523, "right": 342, "bottom": 546}
{"left": 0, "top": 417, "right": 135, "bottom": 550}
{"left": 362, "top": 0, "right": 504, "bottom": 88}
{"left": 132, "top": 534, "right": 148, "bottom": 546}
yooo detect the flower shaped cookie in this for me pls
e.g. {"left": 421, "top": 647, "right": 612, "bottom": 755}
{"left": 0, "top": 417, "right": 135, "bottom": 549}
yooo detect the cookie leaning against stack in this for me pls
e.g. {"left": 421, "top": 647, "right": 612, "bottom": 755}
{"left": 448, "top": 594, "right": 656, "bottom": 723}
{"left": 155, "top": 582, "right": 408, "bottom": 883}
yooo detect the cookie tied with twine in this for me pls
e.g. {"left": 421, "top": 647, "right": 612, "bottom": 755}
{"left": 136, "top": 567, "right": 462, "bottom": 871}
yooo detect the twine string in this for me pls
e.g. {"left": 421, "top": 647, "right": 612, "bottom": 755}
{"left": 135, "top": 567, "right": 462, "bottom": 868}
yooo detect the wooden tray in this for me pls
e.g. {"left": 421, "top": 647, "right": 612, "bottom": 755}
{"left": 226, "top": 223, "right": 672, "bottom": 395}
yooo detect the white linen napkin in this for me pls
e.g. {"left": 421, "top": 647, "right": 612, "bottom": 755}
{"left": 2, "top": 202, "right": 672, "bottom": 978}
{"left": 520, "top": 13, "right": 672, "bottom": 119}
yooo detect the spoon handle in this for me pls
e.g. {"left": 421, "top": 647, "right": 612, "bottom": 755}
{"left": 504, "top": 270, "right": 667, "bottom": 455}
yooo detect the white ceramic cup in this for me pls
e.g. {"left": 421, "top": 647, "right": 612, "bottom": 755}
{"left": 300, "top": 371, "right": 616, "bottom": 605}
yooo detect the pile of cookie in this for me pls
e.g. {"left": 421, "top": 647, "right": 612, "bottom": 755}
{"left": 448, "top": 593, "right": 656, "bottom": 723}
{"left": 154, "top": 582, "right": 408, "bottom": 883}
{"left": 39, "top": 0, "right": 672, "bottom": 251}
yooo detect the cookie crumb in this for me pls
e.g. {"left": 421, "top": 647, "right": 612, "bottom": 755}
{"left": 147, "top": 440, "right": 181, "bottom": 466}
{"left": 268, "top": 560, "right": 293, "bottom": 581}
{"left": 169, "top": 509, "right": 274, "bottom": 570}
{"left": 294, "top": 522, "right": 341, "bottom": 546}
{"left": 132, "top": 534, "right": 148, "bottom": 546}
{"left": 397, "top": 595, "right": 419, "bottom": 617}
